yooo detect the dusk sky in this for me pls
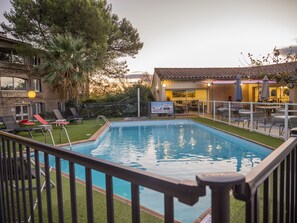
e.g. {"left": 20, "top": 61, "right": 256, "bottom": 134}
{"left": 1, "top": 0, "right": 297, "bottom": 74}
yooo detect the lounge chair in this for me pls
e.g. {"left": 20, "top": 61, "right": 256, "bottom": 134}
{"left": 53, "top": 109, "right": 82, "bottom": 124}
{"left": 69, "top": 107, "right": 84, "bottom": 123}
{"left": 4, "top": 154, "right": 55, "bottom": 222}
{"left": 53, "top": 109, "right": 67, "bottom": 122}
{"left": 0, "top": 115, "right": 43, "bottom": 138}
{"left": 19, "top": 119, "right": 35, "bottom": 126}
{"left": 33, "top": 114, "right": 69, "bottom": 130}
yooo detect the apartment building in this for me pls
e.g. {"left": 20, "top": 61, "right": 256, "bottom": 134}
{"left": 0, "top": 33, "right": 62, "bottom": 120}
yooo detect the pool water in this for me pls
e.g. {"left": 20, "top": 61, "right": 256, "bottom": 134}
{"left": 59, "top": 119, "right": 271, "bottom": 222}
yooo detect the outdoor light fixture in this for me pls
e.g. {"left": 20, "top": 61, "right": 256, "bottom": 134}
{"left": 27, "top": 90, "right": 36, "bottom": 99}
{"left": 27, "top": 90, "right": 36, "bottom": 119}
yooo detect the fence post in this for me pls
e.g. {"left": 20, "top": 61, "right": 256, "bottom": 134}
{"left": 196, "top": 172, "right": 245, "bottom": 223}
{"left": 213, "top": 101, "right": 216, "bottom": 121}
{"left": 284, "top": 103, "right": 289, "bottom": 140}
{"left": 228, "top": 102, "right": 231, "bottom": 125}
{"left": 202, "top": 101, "right": 205, "bottom": 116}
{"left": 250, "top": 102, "right": 253, "bottom": 131}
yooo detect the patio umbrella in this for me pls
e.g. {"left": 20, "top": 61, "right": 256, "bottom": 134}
{"left": 234, "top": 75, "right": 243, "bottom": 101}
{"left": 260, "top": 75, "right": 270, "bottom": 101}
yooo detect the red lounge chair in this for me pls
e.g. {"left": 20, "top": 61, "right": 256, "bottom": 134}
{"left": 33, "top": 114, "right": 69, "bottom": 130}
{"left": 19, "top": 119, "right": 35, "bottom": 126}
{"left": 0, "top": 116, "right": 43, "bottom": 138}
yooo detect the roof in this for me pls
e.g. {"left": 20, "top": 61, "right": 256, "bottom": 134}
{"left": 154, "top": 61, "right": 297, "bottom": 81}
{"left": 0, "top": 35, "right": 27, "bottom": 45}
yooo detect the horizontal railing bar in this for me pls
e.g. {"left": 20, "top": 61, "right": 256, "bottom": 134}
{"left": 0, "top": 132, "right": 205, "bottom": 205}
{"left": 239, "top": 137, "right": 297, "bottom": 197}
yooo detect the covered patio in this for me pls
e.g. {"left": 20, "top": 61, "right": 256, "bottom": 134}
{"left": 152, "top": 61, "right": 297, "bottom": 105}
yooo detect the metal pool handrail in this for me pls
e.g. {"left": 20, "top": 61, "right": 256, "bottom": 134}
{"left": 96, "top": 115, "right": 111, "bottom": 127}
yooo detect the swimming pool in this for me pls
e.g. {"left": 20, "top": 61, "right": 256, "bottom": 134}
{"left": 60, "top": 119, "right": 271, "bottom": 222}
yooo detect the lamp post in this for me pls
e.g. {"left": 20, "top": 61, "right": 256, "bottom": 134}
{"left": 28, "top": 90, "right": 36, "bottom": 119}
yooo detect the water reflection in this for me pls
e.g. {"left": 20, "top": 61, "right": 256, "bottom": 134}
{"left": 91, "top": 123, "right": 270, "bottom": 177}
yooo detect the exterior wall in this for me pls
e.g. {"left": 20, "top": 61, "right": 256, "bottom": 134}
{"left": 0, "top": 63, "right": 62, "bottom": 118}
{"left": 0, "top": 36, "right": 62, "bottom": 119}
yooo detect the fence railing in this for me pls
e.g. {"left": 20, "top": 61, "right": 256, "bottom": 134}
{"left": 82, "top": 102, "right": 150, "bottom": 118}
{"left": 1, "top": 129, "right": 297, "bottom": 223}
{"left": 0, "top": 132, "right": 205, "bottom": 223}
{"left": 170, "top": 99, "right": 297, "bottom": 140}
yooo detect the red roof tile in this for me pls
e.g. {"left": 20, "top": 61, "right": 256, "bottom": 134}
{"left": 154, "top": 61, "right": 297, "bottom": 81}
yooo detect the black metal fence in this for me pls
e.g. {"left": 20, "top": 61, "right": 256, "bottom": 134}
{"left": 82, "top": 102, "right": 150, "bottom": 118}
{"left": 1, "top": 129, "right": 297, "bottom": 223}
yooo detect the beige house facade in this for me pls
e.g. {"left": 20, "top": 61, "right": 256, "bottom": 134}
{"left": 0, "top": 34, "right": 62, "bottom": 120}
{"left": 152, "top": 62, "right": 297, "bottom": 104}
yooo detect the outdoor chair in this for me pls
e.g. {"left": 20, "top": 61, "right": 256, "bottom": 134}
{"left": 53, "top": 109, "right": 67, "bottom": 122}
{"left": 53, "top": 109, "right": 82, "bottom": 124}
{"left": 4, "top": 155, "right": 55, "bottom": 222}
{"left": 269, "top": 116, "right": 297, "bottom": 135}
{"left": 0, "top": 115, "right": 43, "bottom": 138}
{"left": 69, "top": 107, "right": 84, "bottom": 123}
{"left": 34, "top": 114, "right": 69, "bottom": 130}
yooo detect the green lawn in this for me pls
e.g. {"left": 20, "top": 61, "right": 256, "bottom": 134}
{"left": 191, "top": 116, "right": 284, "bottom": 149}
{"left": 17, "top": 116, "right": 284, "bottom": 222}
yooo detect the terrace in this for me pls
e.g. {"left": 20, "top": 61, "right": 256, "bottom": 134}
{"left": 0, "top": 115, "right": 295, "bottom": 223}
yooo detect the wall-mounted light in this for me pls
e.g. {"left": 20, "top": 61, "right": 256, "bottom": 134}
{"left": 207, "top": 83, "right": 211, "bottom": 87}
{"left": 27, "top": 90, "right": 36, "bottom": 99}
{"left": 162, "top": 83, "right": 166, "bottom": 88}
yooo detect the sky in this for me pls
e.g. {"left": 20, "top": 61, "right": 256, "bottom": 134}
{"left": 1, "top": 0, "right": 297, "bottom": 74}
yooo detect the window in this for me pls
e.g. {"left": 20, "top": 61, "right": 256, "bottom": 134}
{"left": 32, "top": 79, "right": 41, "bottom": 92}
{"left": 32, "top": 102, "right": 43, "bottom": 115}
{"left": 1, "top": 77, "right": 13, "bottom": 90}
{"left": 33, "top": 56, "right": 41, "bottom": 66}
{"left": 172, "top": 90, "right": 196, "bottom": 98}
{"left": 16, "top": 105, "right": 29, "bottom": 121}
{"left": 0, "top": 77, "right": 28, "bottom": 91}
{"left": 14, "top": 78, "right": 27, "bottom": 90}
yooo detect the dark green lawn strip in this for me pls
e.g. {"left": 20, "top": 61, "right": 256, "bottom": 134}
{"left": 191, "top": 117, "right": 284, "bottom": 148}
{"left": 18, "top": 119, "right": 106, "bottom": 145}
{"left": 33, "top": 172, "right": 162, "bottom": 223}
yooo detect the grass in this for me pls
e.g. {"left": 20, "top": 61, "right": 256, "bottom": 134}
{"left": 22, "top": 119, "right": 105, "bottom": 145}
{"left": 17, "top": 116, "right": 286, "bottom": 222}
{"left": 191, "top": 116, "right": 284, "bottom": 148}
{"left": 33, "top": 172, "right": 162, "bottom": 223}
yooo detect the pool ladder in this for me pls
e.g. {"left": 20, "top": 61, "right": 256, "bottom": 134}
{"left": 45, "top": 127, "right": 72, "bottom": 150}
{"left": 96, "top": 115, "right": 111, "bottom": 127}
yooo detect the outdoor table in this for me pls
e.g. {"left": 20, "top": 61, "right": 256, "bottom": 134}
{"left": 255, "top": 105, "right": 281, "bottom": 114}
{"left": 278, "top": 110, "right": 297, "bottom": 114}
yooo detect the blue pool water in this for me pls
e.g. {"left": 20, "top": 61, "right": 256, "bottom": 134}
{"left": 58, "top": 119, "right": 271, "bottom": 222}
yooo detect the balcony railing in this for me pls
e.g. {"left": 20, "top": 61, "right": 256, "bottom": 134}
{"left": 1, "top": 128, "right": 297, "bottom": 223}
